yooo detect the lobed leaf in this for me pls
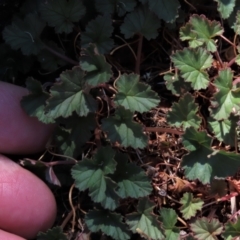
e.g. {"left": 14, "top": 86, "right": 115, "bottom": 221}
{"left": 54, "top": 113, "right": 96, "bottom": 158}
{"left": 214, "top": 0, "right": 236, "bottom": 19}
{"left": 180, "top": 14, "right": 223, "bottom": 52}
{"left": 167, "top": 93, "right": 201, "bottom": 130}
{"left": 47, "top": 66, "right": 97, "bottom": 119}
{"left": 190, "top": 217, "right": 223, "bottom": 240}
{"left": 54, "top": 128, "right": 78, "bottom": 158}
{"left": 110, "top": 152, "right": 152, "bottom": 198}
{"left": 95, "top": 0, "right": 136, "bottom": 17}
{"left": 121, "top": 5, "right": 161, "bottom": 40}
{"left": 180, "top": 193, "right": 204, "bottom": 220}
{"left": 233, "top": 10, "right": 240, "bottom": 35}
{"left": 236, "top": 54, "right": 240, "bottom": 65}
{"left": 37, "top": 226, "right": 67, "bottom": 240}
{"left": 140, "top": 0, "right": 180, "bottom": 23}
{"left": 171, "top": 48, "right": 213, "bottom": 90}
{"left": 80, "top": 44, "right": 112, "bottom": 86}
{"left": 164, "top": 73, "right": 191, "bottom": 96}
{"left": 0, "top": 43, "right": 34, "bottom": 80}
{"left": 21, "top": 78, "right": 54, "bottom": 124}
{"left": 39, "top": 0, "right": 85, "bottom": 33}
{"left": 71, "top": 146, "right": 119, "bottom": 210}
{"left": 159, "top": 208, "right": 180, "bottom": 240}
{"left": 210, "top": 68, "right": 240, "bottom": 120}
{"left": 179, "top": 23, "right": 203, "bottom": 49}
{"left": 126, "top": 197, "right": 165, "bottom": 240}
{"left": 208, "top": 115, "right": 238, "bottom": 147}
{"left": 3, "top": 13, "right": 45, "bottom": 55}
{"left": 114, "top": 73, "right": 160, "bottom": 113}
{"left": 101, "top": 107, "right": 148, "bottom": 149}
{"left": 85, "top": 209, "right": 131, "bottom": 240}
{"left": 223, "top": 217, "right": 240, "bottom": 239}
{"left": 182, "top": 128, "right": 240, "bottom": 184}
{"left": 81, "top": 15, "right": 114, "bottom": 54}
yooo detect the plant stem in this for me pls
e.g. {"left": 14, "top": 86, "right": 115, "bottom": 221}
{"left": 214, "top": 51, "right": 223, "bottom": 68}
{"left": 227, "top": 56, "right": 237, "bottom": 67}
{"left": 233, "top": 77, "right": 240, "bottom": 85}
{"left": 135, "top": 34, "right": 143, "bottom": 74}
{"left": 220, "top": 35, "right": 235, "bottom": 47}
{"left": 44, "top": 44, "right": 79, "bottom": 66}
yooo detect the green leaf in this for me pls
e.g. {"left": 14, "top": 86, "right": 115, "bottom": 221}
{"left": 233, "top": 10, "right": 240, "bottom": 35}
{"left": 166, "top": 93, "right": 201, "bottom": 130}
{"left": 208, "top": 115, "right": 238, "bottom": 146}
{"left": 81, "top": 15, "right": 114, "bottom": 54}
{"left": 210, "top": 68, "right": 240, "bottom": 120}
{"left": 47, "top": 66, "right": 97, "bottom": 119}
{"left": 3, "top": 13, "right": 45, "bottom": 55}
{"left": 110, "top": 152, "right": 152, "bottom": 198}
{"left": 126, "top": 197, "right": 165, "bottom": 240}
{"left": 171, "top": 48, "right": 213, "bottom": 90}
{"left": 223, "top": 218, "right": 240, "bottom": 239}
{"left": 182, "top": 128, "right": 240, "bottom": 184}
{"left": 37, "top": 226, "right": 67, "bottom": 240}
{"left": 20, "top": 0, "right": 42, "bottom": 15}
{"left": 85, "top": 209, "right": 131, "bottom": 240}
{"left": 214, "top": 0, "right": 236, "bottom": 19}
{"left": 54, "top": 128, "right": 77, "bottom": 158}
{"left": 80, "top": 44, "right": 112, "bottom": 86}
{"left": 180, "top": 14, "right": 223, "bottom": 52}
{"left": 190, "top": 217, "right": 223, "bottom": 240}
{"left": 114, "top": 73, "right": 160, "bottom": 113}
{"left": 54, "top": 113, "right": 96, "bottom": 157}
{"left": 140, "top": 0, "right": 180, "bottom": 23}
{"left": 95, "top": 0, "right": 137, "bottom": 16}
{"left": 100, "top": 178, "right": 121, "bottom": 210}
{"left": 0, "top": 43, "right": 34, "bottom": 81}
{"left": 229, "top": 1, "right": 240, "bottom": 31}
{"left": 179, "top": 24, "right": 203, "bottom": 49}
{"left": 71, "top": 146, "right": 119, "bottom": 210}
{"left": 121, "top": 5, "right": 161, "bottom": 40}
{"left": 101, "top": 107, "right": 148, "bottom": 148}
{"left": 21, "top": 78, "right": 54, "bottom": 124}
{"left": 236, "top": 54, "right": 240, "bottom": 65}
{"left": 164, "top": 73, "right": 191, "bottom": 96}
{"left": 37, "top": 41, "right": 66, "bottom": 71}
{"left": 39, "top": 0, "right": 85, "bottom": 33}
{"left": 180, "top": 193, "right": 204, "bottom": 220}
{"left": 159, "top": 208, "right": 180, "bottom": 240}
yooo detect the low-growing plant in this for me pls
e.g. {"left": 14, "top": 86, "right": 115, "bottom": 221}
{"left": 3, "top": 0, "right": 240, "bottom": 239}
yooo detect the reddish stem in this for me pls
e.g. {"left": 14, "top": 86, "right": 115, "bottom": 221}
{"left": 44, "top": 44, "right": 79, "bottom": 66}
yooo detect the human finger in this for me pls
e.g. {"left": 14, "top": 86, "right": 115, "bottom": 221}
{"left": 0, "top": 154, "right": 56, "bottom": 239}
{"left": 0, "top": 81, "right": 54, "bottom": 154}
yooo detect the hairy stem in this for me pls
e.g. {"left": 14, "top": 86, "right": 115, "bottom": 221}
{"left": 44, "top": 44, "right": 79, "bottom": 66}
{"left": 220, "top": 35, "right": 235, "bottom": 47}
{"left": 227, "top": 56, "right": 237, "bottom": 67}
{"left": 214, "top": 51, "right": 223, "bottom": 68}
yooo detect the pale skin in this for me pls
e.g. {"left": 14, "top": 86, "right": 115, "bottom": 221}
{"left": 0, "top": 81, "right": 57, "bottom": 239}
